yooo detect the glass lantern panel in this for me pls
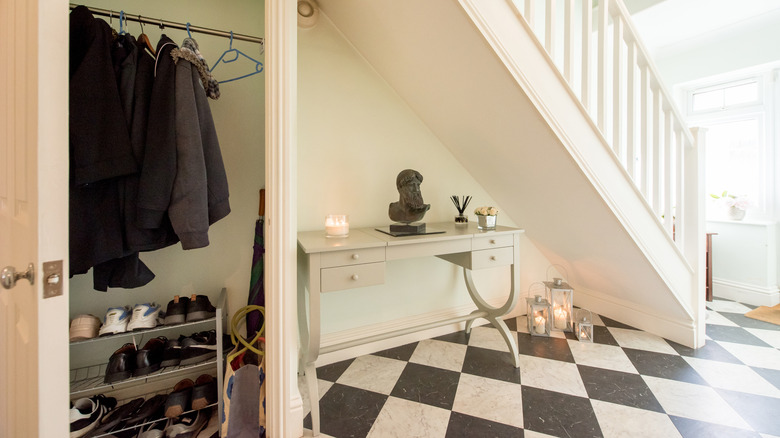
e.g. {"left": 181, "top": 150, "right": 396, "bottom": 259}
{"left": 576, "top": 322, "right": 594, "bottom": 342}
{"left": 548, "top": 288, "right": 574, "bottom": 332}
{"left": 526, "top": 296, "right": 551, "bottom": 337}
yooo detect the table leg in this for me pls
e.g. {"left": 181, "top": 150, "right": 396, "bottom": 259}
{"left": 463, "top": 267, "right": 520, "bottom": 368}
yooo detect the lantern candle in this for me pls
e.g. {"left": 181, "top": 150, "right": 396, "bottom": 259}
{"left": 554, "top": 306, "right": 568, "bottom": 330}
{"left": 533, "top": 314, "right": 546, "bottom": 334}
{"left": 325, "top": 214, "right": 349, "bottom": 237}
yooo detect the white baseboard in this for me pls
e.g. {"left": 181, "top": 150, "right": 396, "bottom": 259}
{"left": 573, "top": 287, "right": 699, "bottom": 348}
{"left": 713, "top": 278, "right": 780, "bottom": 306}
{"left": 314, "top": 297, "right": 523, "bottom": 367}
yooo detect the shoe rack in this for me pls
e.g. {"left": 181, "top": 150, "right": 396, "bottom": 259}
{"left": 69, "top": 288, "right": 227, "bottom": 415}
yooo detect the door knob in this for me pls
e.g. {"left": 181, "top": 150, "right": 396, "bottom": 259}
{"left": 1, "top": 263, "right": 35, "bottom": 290}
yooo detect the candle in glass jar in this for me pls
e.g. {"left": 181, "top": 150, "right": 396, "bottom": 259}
{"left": 325, "top": 214, "right": 349, "bottom": 237}
{"left": 554, "top": 306, "right": 568, "bottom": 330}
{"left": 533, "top": 315, "right": 546, "bottom": 334}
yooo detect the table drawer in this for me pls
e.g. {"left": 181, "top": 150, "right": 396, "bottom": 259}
{"left": 473, "top": 234, "right": 514, "bottom": 251}
{"left": 321, "top": 247, "right": 385, "bottom": 268}
{"left": 471, "top": 247, "right": 514, "bottom": 270}
{"left": 321, "top": 262, "right": 385, "bottom": 292}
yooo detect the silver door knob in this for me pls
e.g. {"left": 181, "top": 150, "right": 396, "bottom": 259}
{"left": 1, "top": 263, "right": 35, "bottom": 289}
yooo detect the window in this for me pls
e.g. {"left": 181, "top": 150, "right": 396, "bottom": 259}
{"left": 682, "top": 70, "right": 777, "bottom": 220}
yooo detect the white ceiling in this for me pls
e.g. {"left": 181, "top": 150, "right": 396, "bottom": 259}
{"left": 627, "top": 0, "right": 780, "bottom": 55}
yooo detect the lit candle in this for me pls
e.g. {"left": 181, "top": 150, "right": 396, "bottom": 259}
{"left": 580, "top": 329, "right": 588, "bottom": 340}
{"left": 554, "top": 306, "right": 568, "bottom": 330}
{"left": 534, "top": 315, "right": 546, "bottom": 334}
{"left": 325, "top": 214, "right": 349, "bottom": 237}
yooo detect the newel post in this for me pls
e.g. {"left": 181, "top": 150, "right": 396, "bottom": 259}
{"left": 685, "top": 127, "right": 706, "bottom": 348}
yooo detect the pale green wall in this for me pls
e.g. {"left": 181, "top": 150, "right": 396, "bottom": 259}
{"left": 297, "top": 13, "right": 553, "bottom": 335}
{"left": 69, "top": 0, "right": 266, "bottom": 323}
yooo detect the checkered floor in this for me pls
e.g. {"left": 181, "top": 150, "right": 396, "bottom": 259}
{"left": 300, "top": 298, "right": 780, "bottom": 437}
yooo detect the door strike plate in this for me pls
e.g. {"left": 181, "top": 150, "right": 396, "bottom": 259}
{"left": 42, "top": 260, "right": 63, "bottom": 298}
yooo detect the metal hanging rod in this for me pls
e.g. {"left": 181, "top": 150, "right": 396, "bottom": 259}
{"left": 69, "top": 4, "right": 265, "bottom": 46}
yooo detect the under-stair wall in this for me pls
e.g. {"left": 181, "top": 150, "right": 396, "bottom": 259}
{"left": 318, "top": 0, "right": 705, "bottom": 347}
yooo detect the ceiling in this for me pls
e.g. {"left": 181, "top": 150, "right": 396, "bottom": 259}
{"left": 625, "top": 0, "right": 780, "bottom": 56}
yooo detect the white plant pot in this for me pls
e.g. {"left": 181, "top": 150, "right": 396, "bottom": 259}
{"left": 727, "top": 205, "right": 746, "bottom": 221}
{"left": 477, "top": 214, "right": 497, "bottom": 230}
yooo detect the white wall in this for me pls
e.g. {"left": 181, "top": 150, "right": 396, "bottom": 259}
{"left": 297, "top": 13, "right": 554, "bottom": 350}
{"left": 69, "top": 0, "right": 266, "bottom": 324}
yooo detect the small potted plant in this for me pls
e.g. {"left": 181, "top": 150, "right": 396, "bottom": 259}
{"left": 710, "top": 191, "right": 750, "bottom": 221}
{"left": 474, "top": 206, "right": 499, "bottom": 230}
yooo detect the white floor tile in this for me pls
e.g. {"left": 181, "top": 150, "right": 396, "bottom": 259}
{"left": 366, "top": 396, "right": 450, "bottom": 438}
{"left": 707, "top": 299, "right": 754, "bottom": 314}
{"left": 451, "top": 373, "right": 524, "bottom": 428}
{"left": 467, "top": 326, "right": 514, "bottom": 352}
{"left": 590, "top": 399, "right": 682, "bottom": 438}
{"left": 523, "top": 430, "right": 559, "bottom": 438}
{"left": 409, "top": 339, "right": 467, "bottom": 373}
{"left": 567, "top": 340, "right": 638, "bottom": 374}
{"left": 608, "top": 328, "right": 679, "bottom": 355}
{"left": 517, "top": 354, "right": 588, "bottom": 398}
{"left": 683, "top": 356, "right": 780, "bottom": 398}
{"left": 717, "top": 341, "right": 780, "bottom": 371}
{"left": 705, "top": 309, "right": 740, "bottom": 326}
{"left": 336, "top": 355, "right": 407, "bottom": 395}
{"left": 745, "top": 327, "right": 780, "bottom": 349}
{"left": 642, "top": 375, "right": 752, "bottom": 430}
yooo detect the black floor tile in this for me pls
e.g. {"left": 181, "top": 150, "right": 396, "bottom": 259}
{"left": 390, "top": 362, "right": 460, "bottom": 410}
{"left": 516, "top": 334, "right": 575, "bottom": 363}
{"left": 751, "top": 366, "right": 780, "bottom": 391}
{"left": 599, "top": 316, "right": 637, "bottom": 330}
{"left": 461, "top": 346, "right": 522, "bottom": 384}
{"left": 592, "top": 325, "right": 620, "bottom": 346}
{"left": 316, "top": 358, "right": 355, "bottom": 382}
{"left": 445, "top": 412, "right": 524, "bottom": 438}
{"left": 371, "top": 342, "right": 418, "bottom": 362}
{"left": 666, "top": 338, "right": 743, "bottom": 364}
{"left": 705, "top": 325, "right": 771, "bottom": 347}
{"left": 622, "top": 348, "right": 708, "bottom": 385}
{"left": 670, "top": 416, "right": 762, "bottom": 438}
{"left": 719, "top": 312, "right": 780, "bottom": 330}
{"left": 717, "top": 388, "right": 780, "bottom": 435}
{"left": 577, "top": 365, "right": 664, "bottom": 413}
{"left": 522, "top": 386, "right": 603, "bottom": 438}
{"left": 303, "top": 383, "right": 388, "bottom": 438}
{"left": 503, "top": 317, "right": 518, "bottom": 332}
{"left": 435, "top": 330, "right": 470, "bottom": 346}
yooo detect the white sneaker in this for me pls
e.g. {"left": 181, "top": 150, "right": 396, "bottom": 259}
{"left": 98, "top": 306, "right": 131, "bottom": 336}
{"left": 126, "top": 303, "right": 162, "bottom": 331}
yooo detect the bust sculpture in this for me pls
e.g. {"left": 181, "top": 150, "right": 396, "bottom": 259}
{"left": 388, "top": 169, "right": 430, "bottom": 224}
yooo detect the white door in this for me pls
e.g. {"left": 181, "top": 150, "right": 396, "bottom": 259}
{"left": 0, "top": 0, "right": 69, "bottom": 437}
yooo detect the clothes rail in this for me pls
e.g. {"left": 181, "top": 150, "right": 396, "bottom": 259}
{"left": 69, "top": 4, "right": 265, "bottom": 46}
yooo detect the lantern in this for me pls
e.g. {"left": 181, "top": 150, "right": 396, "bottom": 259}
{"left": 544, "top": 278, "right": 574, "bottom": 332}
{"left": 526, "top": 295, "right": 551, "bottom": 337}
{"left": 575, "top": 308, "right": 594, "bottom": 342}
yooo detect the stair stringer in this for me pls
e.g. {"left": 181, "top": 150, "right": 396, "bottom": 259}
{"left": 317, "top": 0, "right": 702, "bottom": 347}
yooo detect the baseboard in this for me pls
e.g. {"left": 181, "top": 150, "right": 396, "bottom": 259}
{"left": 713, "top": 278, "right": 780, "bottom": 306}
{"left": 314, "top": 297, "right": 523, "bottom": 367}
{"left": 573, "top": 287, "right": 699, "bottom": 348}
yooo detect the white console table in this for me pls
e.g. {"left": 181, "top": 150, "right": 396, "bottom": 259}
{"left": 297, "top": 222, "right": 524, "bottom": 436}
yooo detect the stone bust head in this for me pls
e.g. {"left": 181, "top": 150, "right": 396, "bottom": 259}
{"left": 388, "top": 169, "right": 431, "bottom": 223}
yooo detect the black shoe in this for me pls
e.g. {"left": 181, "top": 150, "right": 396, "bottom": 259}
{"left": 104, "top": 343, "right": 137, "bottom": 384}
{"left": 160, "top": 336, "right": 184, "bottom": 367}
{"left": 179, "top": 330, "right": 217, "bottom": 366}
{"left": 163, "top": 295, "right": 190, "bottom": 325}
{"left": 134, "top": 337, "right": 166, "bottom": 377}
{"left": 124, "top": 394, "right": 168, "bottom": 429}
{"left": 164, "top": 378, "right": 194, "bottom": 418}
{"left": 69, "top": 394, "right": 116, "bottom": 438}
{"left": 84, "top": 397, "right": 144, "bottom": 437}
{"left": 185, "top": 294, "right": 216, "bottom": 322}
{"left": 191, "top": 374, "right": 218, "bottom": 410}
{"left": 164, "top": 407, "right": 212, "bottom": 438}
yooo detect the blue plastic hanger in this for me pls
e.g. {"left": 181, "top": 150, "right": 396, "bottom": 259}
{"left": 210, "top": 31, "right": 264, "bottom": 83}
{"left": 119, "top": 10, "right": 126, "bottom": 35}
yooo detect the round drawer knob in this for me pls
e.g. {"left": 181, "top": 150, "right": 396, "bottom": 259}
{"left": 490, "top": 239, "right": 496, "bottom": 244}
{"left": 490, "top": 256, "right": 497, "bottom": 261}
{"left": 352, "top": 254, "right": 360, "bottom": 260}
{"left": 351, "top": 274, "right": 359, "bottom": 281}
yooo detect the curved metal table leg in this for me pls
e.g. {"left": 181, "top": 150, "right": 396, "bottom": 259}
{"left": 463, "top": 266, "right": 520, "bottom": 368}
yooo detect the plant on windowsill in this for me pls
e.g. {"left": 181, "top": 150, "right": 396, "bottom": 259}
{"left": 474, "top": 206, "right": 499, "bottom": 230}
{"left": 710, "top": 191, "right": 750, "bottom": 221}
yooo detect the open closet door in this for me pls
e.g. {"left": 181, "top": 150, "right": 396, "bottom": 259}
{"left": 0, "top": 0, "right": 69, "bottom": 436}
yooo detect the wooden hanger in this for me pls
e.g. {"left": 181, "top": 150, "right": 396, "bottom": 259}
{"left": 137, "top": 16, "right": 156, "bottom": 56}
{"left": 259, "top": 188, "right": 265, "bottom": 217}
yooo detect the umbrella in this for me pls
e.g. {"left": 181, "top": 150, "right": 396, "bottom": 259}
{"left": 247, "top": 189, "right": 265, "bottom": 338}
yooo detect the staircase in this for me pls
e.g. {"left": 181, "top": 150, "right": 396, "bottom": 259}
{"left": 319, "top": 0, "right": 705, "bottom": 347}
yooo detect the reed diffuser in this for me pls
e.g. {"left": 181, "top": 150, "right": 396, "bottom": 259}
{"left": 450, "top": 195, "right": 472, "bottom": 225}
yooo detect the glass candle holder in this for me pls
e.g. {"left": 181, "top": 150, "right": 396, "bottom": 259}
{"left": 325, "top": 214, "right": 349, "bottom": 238}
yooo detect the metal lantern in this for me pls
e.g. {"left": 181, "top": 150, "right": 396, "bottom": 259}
{"left": 575, "top": 308, "right": 594, "bottom": 342}
{"left": 544, "top": 278, "right": 574, "bottom": 332}
{"left": 526, "top": 295, "right": 552, "bottom": 337}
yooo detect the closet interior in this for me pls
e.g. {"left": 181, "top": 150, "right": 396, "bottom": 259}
{"left": 67, "top": 1, "right": 266, "bottom": 437}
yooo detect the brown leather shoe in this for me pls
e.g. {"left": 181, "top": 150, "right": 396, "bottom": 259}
{"left": 164, "top": 378, "right": 194, "bottom": 418}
